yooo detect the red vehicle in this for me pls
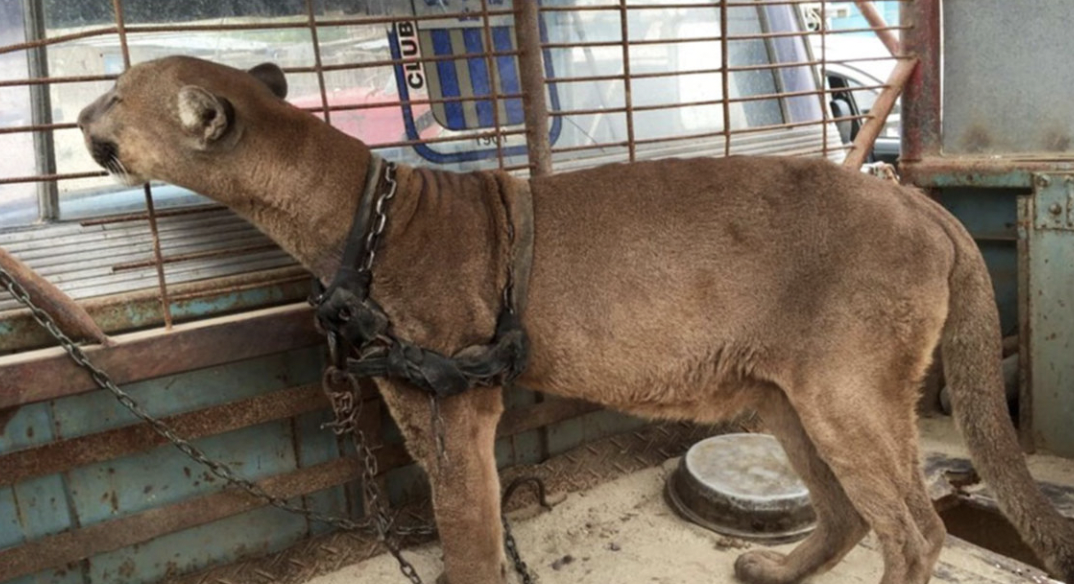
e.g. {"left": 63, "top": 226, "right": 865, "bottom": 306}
{"left": 289, "top": 85, "right": 440, "bottom": 152}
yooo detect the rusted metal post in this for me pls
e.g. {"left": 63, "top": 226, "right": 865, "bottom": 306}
{"left": 480, "top": 0, "right": 507, "bottom": 168}
{"left": 843, "top": 57, "right": 918, "bottom": 168}
{"left": 515, "top": 1, "right": 552, "bottom": 176}
{"left": 901, "top": 0, "right": 941, "bottom": 162}
{"left": 854, "top": 0, "right": 901, "bottom": 56}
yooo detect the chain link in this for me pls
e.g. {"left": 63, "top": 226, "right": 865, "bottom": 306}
{"left": 503, "top": 516, "right": 535, "bottom": 584}
{"left": 361, "top": 161, "right": 398, "bottom": 274}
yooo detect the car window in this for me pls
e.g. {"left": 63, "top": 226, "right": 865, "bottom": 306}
{"left": 837, "top": 73, "right": 901, "bottom": 140}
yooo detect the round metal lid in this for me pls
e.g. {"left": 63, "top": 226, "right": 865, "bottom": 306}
{"left": 666, "top": 433, "right": 816, "bottom": 542}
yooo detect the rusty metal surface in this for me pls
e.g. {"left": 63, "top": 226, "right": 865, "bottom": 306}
{"left": 901, "top": 158, "right": 1074, "bottom": 189}
{"left": 901, "top": 0, "right": 941, "bottom": 162}
{"left": 0, "top": 384, "right": 328, "bottom": 487}
{"left": 0, "top": 303, "right": 323, "bottom": 409}
{"left": 1020, "top": 174, "right": 1074, "bottom": 457}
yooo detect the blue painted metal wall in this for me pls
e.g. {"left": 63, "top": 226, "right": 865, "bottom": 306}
{"left": 934, "top": 188, "right": 1022, "bottom": 336}
{"left": 0, "top": 346, "right": 349, "bottom": 584}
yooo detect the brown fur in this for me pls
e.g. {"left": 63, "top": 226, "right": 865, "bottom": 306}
{"left": 78, "top": 56, "right": 1074, "bottom": 584}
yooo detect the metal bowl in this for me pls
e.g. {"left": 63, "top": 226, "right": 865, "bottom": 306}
{"left": 666, "top": 433, "right": 816, "bottom": 542}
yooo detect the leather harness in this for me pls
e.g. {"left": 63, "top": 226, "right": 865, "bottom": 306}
{"left": 310, "top": 154, "right": 532, "bottom": 398}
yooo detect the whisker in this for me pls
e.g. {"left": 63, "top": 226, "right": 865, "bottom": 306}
{"left": 110, "top": 155, "right": 132, "bottom": 184}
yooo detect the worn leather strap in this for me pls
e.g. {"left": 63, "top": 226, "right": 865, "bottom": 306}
{"left": 336, "top": 152, "right": 384, "bottom": 284}
{"left": 312, "top": 153, "right": 387, "bottom": 360}
{"left": 350, "top": 309, "right": 528, "bottom": 398}
{"left": 507, "top": 178, "right": 535, "bottom": 316}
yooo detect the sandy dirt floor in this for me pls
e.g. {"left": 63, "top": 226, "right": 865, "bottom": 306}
{"left": 305, "top": 451, "right": 1061, "bottom": 584}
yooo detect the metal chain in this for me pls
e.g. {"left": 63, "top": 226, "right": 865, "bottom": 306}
{"left": 503, "top": 516, "right": 535, "bottom": 584}
{"left": 361, "top": 161, "right": 398, "bottom": 274}
{"left": 320, "top": 368, "right": 430, "bottom": 584}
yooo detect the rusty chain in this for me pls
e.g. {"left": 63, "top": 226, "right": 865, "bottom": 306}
{"left": 1, "top": 249, "right": 536, "bottom": 584}
{"left": 361, "top": 161, "right": 399, "bottom": 273}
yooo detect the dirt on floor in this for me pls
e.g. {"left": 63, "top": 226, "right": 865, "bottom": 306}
{"left": 305, "top": 453, "right": 1059, "bottom": 584}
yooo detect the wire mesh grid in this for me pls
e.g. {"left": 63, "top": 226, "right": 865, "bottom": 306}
{"left": 0, "top": 0, "right": 913, "bottom": 338}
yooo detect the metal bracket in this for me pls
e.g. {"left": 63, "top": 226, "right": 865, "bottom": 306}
{"left": 1033, "top": 173, "right": 1074, "bottom": 231}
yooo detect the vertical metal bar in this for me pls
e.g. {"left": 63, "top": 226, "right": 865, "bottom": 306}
{"left": 515, "top": 1, "right": 552, "bottom": 177}
{"left": 480, "top": 0, "right": 506, "bottom": 169}
{"left": 305, "top": 0, "right": 332, "bottom": 126}
{"left": 111, "top": 0, "right": 131, "bottom": 69}
{"left": 820, "top": 0, "right": 828, "bottom": 157}
{"left": 142, "top": 185, "right": 173, "bottom": 328}
{"left": 22, "top": 0, "right": 58, "bottom": 221}
{"left": 618, "top": 0, "right": 635, "bottom": 162}
{"left": 112, "top": 0, "right": 173, "bottom": 328}
{"left": 901, "top": 0, "right": 940, "bottom": 162}
{"left": 720, "top": 0, "right": 731, "bottom": 156}
{"left": 853, "top": 0, "right": 901, "bottom": 56}
{"left": 1017, "top": 194, "right": 1035, "bottom": 452}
